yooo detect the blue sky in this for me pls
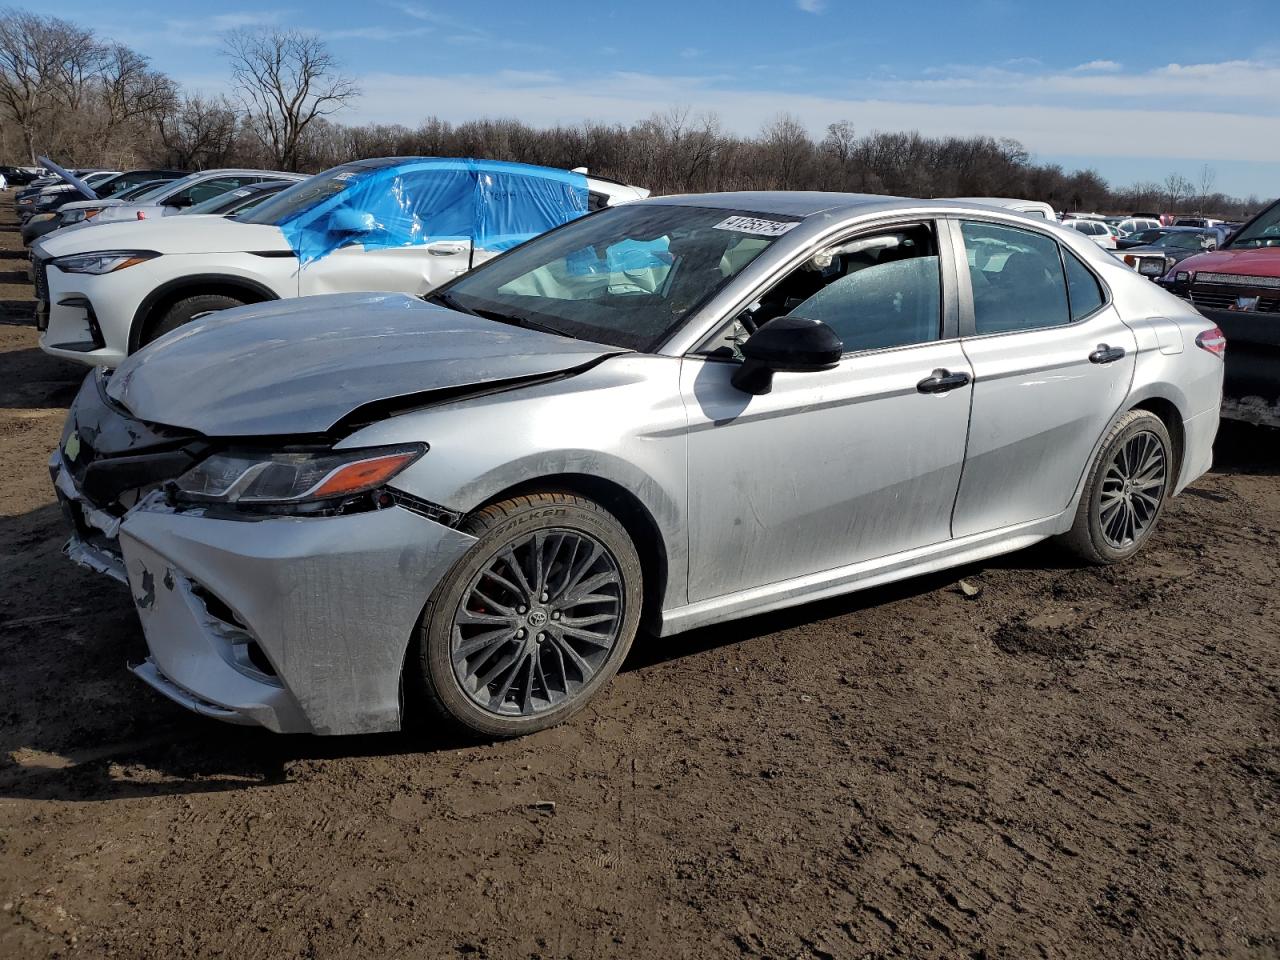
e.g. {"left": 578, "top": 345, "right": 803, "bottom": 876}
{"left": 41, "top": 0, "right": 1280, "bottom": 197}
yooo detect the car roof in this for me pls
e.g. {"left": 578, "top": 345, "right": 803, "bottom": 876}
{"left": 644, "top": 191, "right": 911, "bottom": 217}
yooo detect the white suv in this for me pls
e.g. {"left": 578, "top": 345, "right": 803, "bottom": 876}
{"left": 1061, "top": 218, "right": 1117, "bottom": 249}
{"left": 1116, "top": 217, "right": 1161, "bottom": 236}
{"left": 35, "top": 158, "right": 648, "bottom": 367}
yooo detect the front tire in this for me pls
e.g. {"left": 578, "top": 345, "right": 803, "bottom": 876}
{"left": 412, "top": 492, "right": 643, "bottom": 739}
{"left": 141, "top": 293, "right": 245, "bottom": 347}
{"left": 1059, "top": 410, "right": 1173, "bottom": 564}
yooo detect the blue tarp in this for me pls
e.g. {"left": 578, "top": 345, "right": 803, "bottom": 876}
{"left": 278, "top": 158, "right": 590, "bottom": 264}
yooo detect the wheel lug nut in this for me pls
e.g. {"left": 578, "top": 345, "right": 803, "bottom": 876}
{"left": 517, "top": 605, "right": 527, "bottom": 614}
{"left": 516, "top": 628, "right": 525, "bottom": 639}
{"left": 540, "top": 593, "right": 549, "bottom": 602}
{"left": 536, "top": 633, "right": 545, "bottom": 643}
{"left": 551, "top": 611, "right": 561, "bottom": 620}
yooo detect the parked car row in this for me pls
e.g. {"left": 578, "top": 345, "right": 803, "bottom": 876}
{"left": 31, "top": 157, "right": 648, "bottom": 366}
{"left": 40, "top": 172, "right": 1225, "bottom": 740}
{"left": 1155, "top": 196, "right": 1280, "bottom": 427}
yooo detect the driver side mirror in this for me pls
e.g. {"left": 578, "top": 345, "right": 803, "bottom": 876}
{"left": 329, "top": 208, "right": 376, "bottom": 236}
{"left": 731, "top": 315, "right": 843, "bottom": 395}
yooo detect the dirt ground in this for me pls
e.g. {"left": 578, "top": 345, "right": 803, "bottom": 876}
{"left": 0, "top": 205, "right": 1277, "bottom": 960}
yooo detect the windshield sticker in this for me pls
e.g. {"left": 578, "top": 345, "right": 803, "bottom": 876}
{"left": 713, "top": 215, "right": 800, "bottom": 237}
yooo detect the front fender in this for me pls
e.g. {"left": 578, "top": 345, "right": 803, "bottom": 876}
{"left": 343, "top": 354, "right": 692, "bottom": 610}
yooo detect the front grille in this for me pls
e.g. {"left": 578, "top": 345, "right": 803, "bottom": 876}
{"left": 32, "top": 255, "right": 49, "bottom": 330}
{"left": 32, "top": 256, "right": 47, "bottom": 298}
{"left": 1191, "top": 287, "right": 1280, "bottom": 313}
{"left": 1195, "top": 271, "right": 1280, "bottom": 289}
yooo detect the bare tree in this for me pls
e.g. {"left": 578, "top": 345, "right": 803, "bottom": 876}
{"left": 1196, "top": 164, "right": 1217, "bottom": 214}
{"left": 758, "top": 113, "right": 813, "bottom": 189}
{"left": 820, "top": 120, "right": 856, "bottom": 163}
{"left": 157, "top": 93, "right": 241, "bottom": 169}
{"left": 0, "top": 9, "right": 100, "bottom": 160}
{"left": 100, "top": 44, "right": 175, "bottom": 133}
{"left": 1163, "top": 172, "right": 1192, "bottom": 213}
{"left": 224, "top": 28, "right": 358, "bottom": 171}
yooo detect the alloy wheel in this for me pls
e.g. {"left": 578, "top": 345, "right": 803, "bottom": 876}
{"left": 1099, "top": 429, "right": 1167, "bottom": 549}
{"left": 450, "top": 529, "right": 625, "bottom": 717}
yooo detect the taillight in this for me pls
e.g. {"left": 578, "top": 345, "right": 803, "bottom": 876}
{"left": 1196, "top": 326, "right": 1226, "bottom": 357}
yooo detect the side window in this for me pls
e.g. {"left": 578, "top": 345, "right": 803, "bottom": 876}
{"left": 1063, "top": 250, "right": 1104, "bottom": 319}
{"left": 174, "top": 177, "right": 244, "bottom": 206}
{"left": 730, "top": 223, "right": 942, "bottom": 355}
{"left": 960, "top": 220, "right": 1071, "bottom": 334}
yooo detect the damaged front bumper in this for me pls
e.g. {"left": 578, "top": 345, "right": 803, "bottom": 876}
{"left": 51, "top": 368, "right": 483, "bottom": 735}
{"left": 117, "top": 500, "right": 476, "bottom": 735}
{"left": 51, "top": 449, "right": 128, "bottom": 582}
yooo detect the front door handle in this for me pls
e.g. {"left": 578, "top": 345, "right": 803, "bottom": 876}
{"left": 917, "top": 368, "right": 971, "bottom": 394}
{"left": 426, "top": 241, "right": 467, "bottom": 256}
{"left": 1089, "top": 343, "right": 1126, "bottom": 364}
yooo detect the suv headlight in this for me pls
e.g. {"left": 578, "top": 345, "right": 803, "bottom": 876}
{"left": 50, "top": 250, "right": 159, "bottom": 274}
{"left": 62, "top": 208, "right": 101, "bottom": 224}
{"left": 172, "top": 444, "right": 426, "bottom": 508}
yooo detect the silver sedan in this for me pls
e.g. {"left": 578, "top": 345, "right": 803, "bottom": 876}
{"left": 51, "top": 193, "right": 1225, "bottom": 738}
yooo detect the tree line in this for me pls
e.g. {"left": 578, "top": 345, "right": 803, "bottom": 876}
{"left": 0, "top": 8, "right": 1268, "bottom": 218}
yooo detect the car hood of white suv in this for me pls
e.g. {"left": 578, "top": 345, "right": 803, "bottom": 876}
{"left": 37, "top": 215, "right": 292, "bottom": 259}
{"left": 105, "top": 292, "right": 624, "bottom": 436}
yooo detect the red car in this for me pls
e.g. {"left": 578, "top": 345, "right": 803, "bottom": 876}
{"left": 1159, "top": 197, "right": 1280, "bottom": 426}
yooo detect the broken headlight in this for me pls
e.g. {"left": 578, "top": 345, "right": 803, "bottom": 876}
{"left": 172, "top": 444, "right": 425, "bottom": 507}
{"left": 51, "top": 250, "right": 159, "bottom": 274}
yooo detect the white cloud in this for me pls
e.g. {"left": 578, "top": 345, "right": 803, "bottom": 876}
{"left": 796, "top": 0, "right": 826, "bottom": 12}
{"left": 324, "top": 26, "right": 432, "bottom": 42}
{"left": 1072, "top": 59, "right": 1122, "bottom": 73}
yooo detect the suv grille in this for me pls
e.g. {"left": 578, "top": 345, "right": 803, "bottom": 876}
{"left": 1191, "top": 287, "right": 1280, "bottom": 314}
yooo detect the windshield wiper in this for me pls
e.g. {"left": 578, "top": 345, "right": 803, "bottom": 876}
{"left": 426, "top": 292, "right": 563, "bottom": 336}
{"left": 425, "top": 290, "right": 480, "bottom": 317}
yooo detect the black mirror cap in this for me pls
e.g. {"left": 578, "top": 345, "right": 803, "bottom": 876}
{"left": 732, "top": 315, "right": 843, "bottom": 395}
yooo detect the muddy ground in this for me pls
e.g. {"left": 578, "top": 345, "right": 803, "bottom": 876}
{"left": 0, "top": 205, "right": 1277, "bottom": 960}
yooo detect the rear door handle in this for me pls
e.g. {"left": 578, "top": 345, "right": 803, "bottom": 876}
{"left": 1089, "top": 343, "right": 1126, "bottom": 364}
{"left": 917, "top": 368, "right": 971, "bottom": 394}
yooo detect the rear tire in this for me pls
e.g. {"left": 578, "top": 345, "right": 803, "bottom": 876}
{"left": 141, "top": 293, "right": 244, "bottom": 347}
{"left": 1058, "top": 409, "right": 1173, "bottom": 564}
{"left": 411, "top": 492, "right": 643, "bottom": 740}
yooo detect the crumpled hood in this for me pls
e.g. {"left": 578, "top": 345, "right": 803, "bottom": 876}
{"left": 106, "top": 292, "right": 622, "bottom": 436}
{"left": 1178, "top": 247, "right": 1280, "bottom": 279}
{"left": 37, "top": 215, "right": 290, "bottom": 257}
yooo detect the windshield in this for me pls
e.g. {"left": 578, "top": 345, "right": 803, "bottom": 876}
{"left": 1229, "top": 201, "right": 1280, "bottom": 248}
{"left": 186, "top": 186, "right": 257, "bottom": 216}
{"left": 111, "top": 181, "right": 164, "bottom": 201}
{"left": 238, "top": 167, "right": 351, "bottom": 226}
{"left": 1152, "top": 232, "right": 1211, "bottom": 250}
{"left": 1132, "top": 229, "right": 1166, "bottom": 244}
{"left": 128, "top": 180, "right": 178, "bottom": 203}
{"left": 438, "top": 203, "right": 796, "bottom": 351}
